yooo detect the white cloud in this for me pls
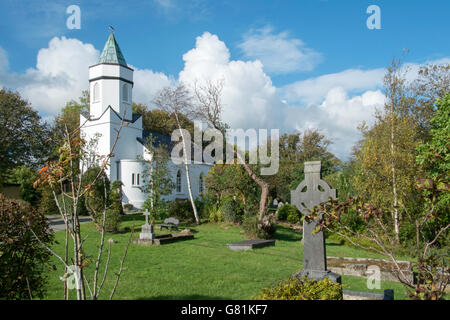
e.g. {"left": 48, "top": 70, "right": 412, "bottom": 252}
{"left": 132, "top": 67, "right": 174, "bottom": 105}
{"left": 2, "top": 32, "right": 448, "bottom": 160}
{"left": 238, "top": 26, "right": 322, "bottom": 74}
{"left": 0, "top": 37, "right": 99, "bottom": 115}
{"left": 0, "top": 36, "right": 174, "bottom": 116}
{"left": 179, "top": 32, "right": 286, "bottom": 131}
{"left": 282, "top": 68, "right": 385, "bottom": 105}
{"left": 285, "top": 88, "right": 386, "bottom": 158}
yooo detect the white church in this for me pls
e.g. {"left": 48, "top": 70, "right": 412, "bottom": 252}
{"left": 80, "top": 33, "right": 212, "bottom": 209}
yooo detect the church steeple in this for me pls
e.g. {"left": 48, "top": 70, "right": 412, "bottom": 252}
{"left": 98, "top": 33, "right": 128, "bottom": 67}
{"left": 88, "top": 32, "right": 133, "bottom": 119}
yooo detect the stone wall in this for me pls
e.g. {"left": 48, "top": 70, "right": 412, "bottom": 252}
{"left": 327, "top": 256, "right": 414, "bottom": 283}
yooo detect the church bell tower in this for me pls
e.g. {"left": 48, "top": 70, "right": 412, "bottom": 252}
{"left": 88, "top": 33, "right": 133, "bottom": 119}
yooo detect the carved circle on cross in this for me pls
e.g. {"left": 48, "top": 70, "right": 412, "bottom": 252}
{"left": 294, "top": 179, "right": 334, "bottom": 216}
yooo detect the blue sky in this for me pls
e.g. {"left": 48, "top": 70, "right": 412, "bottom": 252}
{"left": 0, "top": 0, "right": 449, "bottom": 159}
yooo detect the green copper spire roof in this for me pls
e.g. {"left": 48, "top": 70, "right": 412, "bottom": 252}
{"left": 98, "top": 33, "right": 127, "bottom": 66}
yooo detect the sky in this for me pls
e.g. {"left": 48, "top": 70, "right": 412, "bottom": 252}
{"left": 0, "top": 0, "right": 449, "bottom": 159}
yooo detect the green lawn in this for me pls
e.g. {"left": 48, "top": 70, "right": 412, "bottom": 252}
{"left": 42, "top": 214, "right": 409, "bottom": 300}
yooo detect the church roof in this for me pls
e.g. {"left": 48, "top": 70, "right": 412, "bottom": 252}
{"left": 98, "top": 33, "right": 128, "bottom": 66}
{"left": 138, "top": 131, "right": 174, "bottom": 152}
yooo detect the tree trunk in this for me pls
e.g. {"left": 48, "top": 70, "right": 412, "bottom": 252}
{"left": 390, "top": 106, "right": 400, "bottom": 244}
{"left": 236, "top": 151, "right": 269, "bottom": 221}
{"left": 175, "top": 113, "right": 200, "bottom": 224}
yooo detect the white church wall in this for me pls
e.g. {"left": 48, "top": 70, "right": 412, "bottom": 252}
{"left": 119, "top": 159, "right": 146, "bottom": 208}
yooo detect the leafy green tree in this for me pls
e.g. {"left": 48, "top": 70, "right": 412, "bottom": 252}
{"left": 0, "top": 89, "right": 52, "bottom": 184}
{"left": 416, "top": 93, "right": 450, "bottom": 248}
{"left": 205, "top": 163, "right": 258, "bottom": 215}
{"left": 268, "top": 129, "right": 340, "bottom": 203}
{"left": 132, "top": 103, "right": 195, "bottom": 138}
{"left": 8, "top": 165, "right": 40, "bottom": 205}
{"left": 52, "top": 90, "right": 89, "bottom": 145}
{"left": 353, "top": 59, "right": 421, "bottom": 243}
{"left": 139, "top": 134, "right": 175, "bottom": 218}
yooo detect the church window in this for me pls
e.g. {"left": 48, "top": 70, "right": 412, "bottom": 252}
{"left": 176, "top": 170, "right": 181, "bottom": 192}
{"left": 93, "top": 82, "right": 100, "bottom": 102}
{"left": 122, "top": 84, "right": 129, "bottom": 102}
{"left": 199, "top": 173, "right": 204, "bottom": 193}
{"left": 132, "top": 173, "right": 140, "bottom": 186}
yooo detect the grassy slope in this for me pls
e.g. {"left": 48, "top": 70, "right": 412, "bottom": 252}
{"left": 42, "top": 214, "right": 408, "bottom": 300}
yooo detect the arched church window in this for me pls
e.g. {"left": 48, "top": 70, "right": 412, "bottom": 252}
{"left": 93, "top": 82, "right": 100, "bottom": 102}
{"left": 176, "top": 170, "right": 181, "bottom": 192}
{"left": 122, "top": 84, "right": 129, "bottom": 102}
{"left": 199, "top": 173, "right": 204, "bottom": 194}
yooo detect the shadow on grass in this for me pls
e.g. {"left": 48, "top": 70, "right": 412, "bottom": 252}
{"left": 137, "top": 294, "right": 233, "bottom": 300}
{"left": 274, "top": 225, "right": 302, "bottom": 242}
{"left": 121, "top": 214, "right": 145, "bottom": 222}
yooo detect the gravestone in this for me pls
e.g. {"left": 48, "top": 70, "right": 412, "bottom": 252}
{"left": 227, "top": 239, "right": 275, "bottom": 251}
{"left": 139, "top": 210, "right": 155, "bottom": 240}
{"left": 291, "top": 161, "right": 341, "bottom": 283}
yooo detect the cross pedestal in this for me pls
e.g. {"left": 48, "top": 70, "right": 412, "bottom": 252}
{"left": 139, "top": 210, "right": 155, "bottom": 240}
{"left": 291, "top": 161, "right": 341, "bottom": 283}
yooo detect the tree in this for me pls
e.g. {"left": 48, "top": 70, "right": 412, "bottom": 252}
{"left": 8, "top": 165, "right": 40, "bottom": 205}
{"left": 411, "top": 63, "right": 450, "bottom": 140}
{"left": 270, "top": 130, "right": 340, "bottom": 202}
{"left": 0, "top": 194, "right": 54, "bottom": 300}
{"left": 52, "top": 91, "right": 89, "bottom": 146}
{"left": 132, "top": 103, "right": 195, "bottom": 137}
{"left": 139, "top": 134, "right": 175, "bottom": 218}
{"left": 33, "top": 116, "right": 133, "bottom": 300}
{"left": 415, "top": 93, "right": 450, "bottom": 250}
{"left": 153, "top": 84, "right": 200, "bottom": 224}
{"left": 353, "top": 59, "right": 420, "bottom": 243}
{"left": 0, "top": 89, "right": 52, "bottom": 184}
{"left": 192, "top": 80, "right": 271, "bottom": 221}
{"left": 205, "top": 162, "right": 258, "bottom": 214}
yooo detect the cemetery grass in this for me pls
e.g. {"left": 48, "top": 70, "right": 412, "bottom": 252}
{"left": 42, "top": 214, "right": 409, "bottom": 300}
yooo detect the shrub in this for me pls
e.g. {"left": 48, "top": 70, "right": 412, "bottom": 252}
{"left": 208, "top": 207, "right": 223, "bottom": 223}
{"left": 0, "top": 194, "right": 54, "bottom": 300}
{"left": 242, "top": 214, "right": 276, "bottom": 239}
{"left": 220, "top": 198, "right": 244, "bottom": 224}
{"left": 82, "top": 166, "right": 110, "bottom": 218}
{"left": 168, "top": 199, "right": 194, "bottom": 221}
{"left": 10, "top": 165, "right": 40, "bottom": 205}
{"left": 253, "top": 277, "right": 342, "bottom": 300}
{"left": 277, "top": 204, "right": 300, "bottom": 223}
{"left": 109, "top": 180, "right": 124, "bottom": 215}
{"left": 143, "top": 198, "right": 169, "bottom": 220}
{"left": 123, "top": 203, "right": 134, "bottom": 211}
{"left": 37, "top": 186, "right": 59, "bottom": 215}
{"left": 102, "top": 209, "right": 122, "bottom": 233}
{"left": 287, "top": 210, "right": 300, "bottom": 224}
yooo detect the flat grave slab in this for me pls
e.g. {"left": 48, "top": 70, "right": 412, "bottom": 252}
{"left": 134, "top": 231, "right": 194, "bottom": 245}
{"left": 227, "top": 240, "right": 275, "bottom": 251}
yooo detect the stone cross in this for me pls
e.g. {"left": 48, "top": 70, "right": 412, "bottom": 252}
{"left": 139, "top": 210, "right": 155, "bottom": 240}
{"left": 291, "top": 161, "right": 341, "bottom": 283}
{"left": 143, "top": 210, "right": 151, "bottom": 225}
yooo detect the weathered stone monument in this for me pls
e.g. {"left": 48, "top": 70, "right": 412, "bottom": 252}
{"left": 139, "top": 210, "right": 155, "bottom": 241}
{"left": 291, "top": 161, "right": 341, "bottom": 283}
